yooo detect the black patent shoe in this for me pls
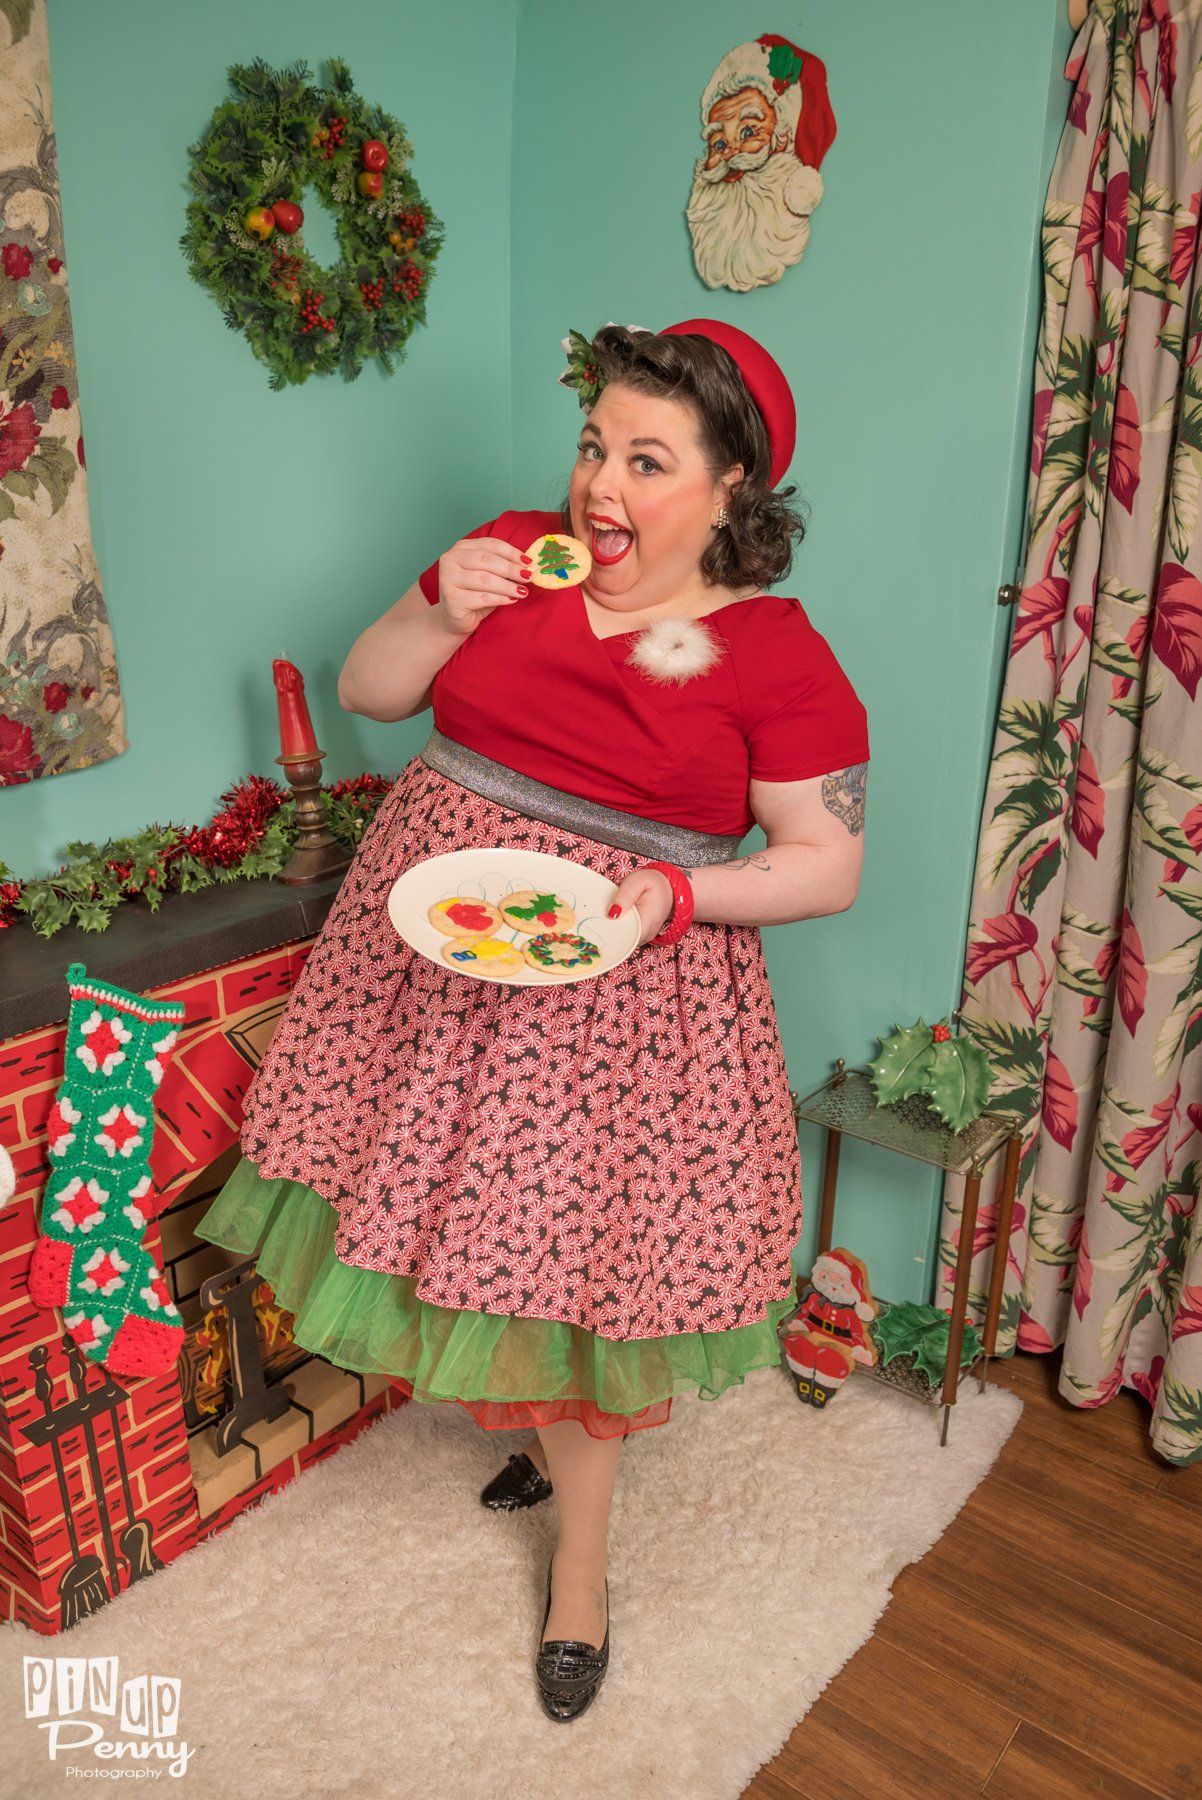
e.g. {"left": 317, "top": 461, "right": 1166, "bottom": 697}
{"left": 479, "top": 1451, "right": 553, "bottom": 1511}
{"left": 535, "top": 1554, "right": 609, "bottom": 1722}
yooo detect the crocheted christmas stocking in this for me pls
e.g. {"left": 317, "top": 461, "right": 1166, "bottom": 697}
{"left": 28, "top": 961, "right": 187, "bottom": 1378}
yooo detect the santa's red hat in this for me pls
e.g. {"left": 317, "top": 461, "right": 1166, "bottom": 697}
{"left": 756, "top": 34, "right": 836, "bottom": 171}
{"left": 843, "top": 1255, "right": 876, "bottom": 1323}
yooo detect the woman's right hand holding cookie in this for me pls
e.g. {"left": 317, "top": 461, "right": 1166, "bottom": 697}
{"left": 435, "top": 537, "right": 532, "bottom": 638}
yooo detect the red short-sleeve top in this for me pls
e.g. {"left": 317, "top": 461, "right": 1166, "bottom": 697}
{"left": 416, "top": 508, "right": 869, "bottom": 837}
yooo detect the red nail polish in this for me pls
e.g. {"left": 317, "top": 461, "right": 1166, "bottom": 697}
{"left": 608, "top": 904, "right": 621, "bottom": 918}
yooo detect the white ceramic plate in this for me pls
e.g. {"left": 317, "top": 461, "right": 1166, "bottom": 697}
{"left": 386, "top": 847, "right": 642, "bottom": 986}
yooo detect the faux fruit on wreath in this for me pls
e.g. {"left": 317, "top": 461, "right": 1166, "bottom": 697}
{"left": 180, "top": 57, "right": 443, "bottom": 388}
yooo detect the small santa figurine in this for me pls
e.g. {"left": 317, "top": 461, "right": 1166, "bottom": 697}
{"left": 686, "top": 32, "right": 837, "bottom": 293}
{"left": 780, "top": 1247, "right": 879, "bottom": 1409}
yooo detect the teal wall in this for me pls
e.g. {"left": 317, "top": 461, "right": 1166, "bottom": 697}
{"left": 508, "top": 0, "right": 1076, "bottom": 1302}
{"left": 5, "top": 0, "right": 1076, "bottom": 1303}
{"left": 5, "top": 0, "right": 517, "bottom": 870}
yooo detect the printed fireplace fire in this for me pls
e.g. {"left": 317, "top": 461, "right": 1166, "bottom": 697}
{"left": 0, "top": 880, "right": 407, "bottom": 1637}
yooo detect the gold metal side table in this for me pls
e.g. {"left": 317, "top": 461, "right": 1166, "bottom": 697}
{"left": 792, "top": 1060, "right": 1025, "bottom": 1444}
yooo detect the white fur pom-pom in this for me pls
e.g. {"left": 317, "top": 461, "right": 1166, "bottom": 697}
{"left": 624, "top": 616, "right": 725, "bottom": 685}
{"left": 784, "top": 161, "right": 825, "bottom": 215}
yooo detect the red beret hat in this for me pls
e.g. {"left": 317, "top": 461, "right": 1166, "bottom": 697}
{"left": 658, "top": 318, "right": 796, "bottom": 488}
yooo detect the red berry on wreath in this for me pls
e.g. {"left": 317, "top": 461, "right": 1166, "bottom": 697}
{"left": 932, "top": 1022, "right": 952, "bottom": 1042}
{"left": 394, "top": 258, "right": 424, "bottom": 300}
{"left": 361, "top": 139, "right": 389, "bottom": 172}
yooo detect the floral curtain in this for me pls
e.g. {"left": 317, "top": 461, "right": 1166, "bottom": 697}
{"left": 0, "top": 0, "right": 126, "bottom": 784}
{"left": 938, "top": 0, "right": 1202, "bottom": 1467}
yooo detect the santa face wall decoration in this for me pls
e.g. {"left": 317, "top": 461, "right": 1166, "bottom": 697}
{"left": 686, "top": 33, "right": 837, "bottom": 293}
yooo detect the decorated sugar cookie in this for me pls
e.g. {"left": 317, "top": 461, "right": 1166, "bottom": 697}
{"left": 428, "top": 896, "right": 504, "bottom": 939}
{"left": 526, "top": 532, "right": 592, "bottom": 589}
{"left": 521, "top": 931, "right": 603, "bottom": 974}
{"left": 499, "top": 889, "right": 576, "bottom": 935}
{"left": 441, "top": 936, "right": 526, "bottom": 977}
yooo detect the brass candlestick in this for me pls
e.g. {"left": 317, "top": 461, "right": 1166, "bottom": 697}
{"left": 275, "top": 748, "right": 353, "bottom": 885}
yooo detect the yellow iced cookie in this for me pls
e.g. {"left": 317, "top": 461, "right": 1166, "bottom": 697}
{"left": 427, "top": 896, "right": 503, "bottom": 939}
{"left": 499, "top": 888, "right": 576, "bottom": 935}
{"left": 441, "top": 936, "right": 526, "bottom": 977}
{"left": 526, "top": 532, "right": 592, "bottom": 589}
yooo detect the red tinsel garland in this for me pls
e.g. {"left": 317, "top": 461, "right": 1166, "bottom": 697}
{"left": 0, "top": 770, "right": 394, "bottom": 930}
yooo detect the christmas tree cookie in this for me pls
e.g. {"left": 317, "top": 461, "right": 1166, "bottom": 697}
{"left": 525, "top": 533, "right": 592, "bottom": 588}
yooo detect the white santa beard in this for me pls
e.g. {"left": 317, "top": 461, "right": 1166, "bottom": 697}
{"left": 687, "top": 152, "right": 811, "bottom": 293}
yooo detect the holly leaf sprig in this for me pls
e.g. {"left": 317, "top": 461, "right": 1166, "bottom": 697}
{"left": 868, "top": 1016, "right": 994, "bottom": 1132}
{"left": 557, "top": 329, "right": 604, "bottom": 409}
{"left": 556, "top": 322, "right": 652, "bottom": 410}
{"left": 870, "top": 1301, "right": 984, "bottom": 1386}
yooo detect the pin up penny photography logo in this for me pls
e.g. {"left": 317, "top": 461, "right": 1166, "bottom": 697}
{"left": 23, "top": 1656, "right": 198, "bottom": 1778}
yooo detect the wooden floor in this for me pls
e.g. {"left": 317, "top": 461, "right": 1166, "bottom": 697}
{"left": 748, "top": 1350, "right": 1202, "bottom": 1800}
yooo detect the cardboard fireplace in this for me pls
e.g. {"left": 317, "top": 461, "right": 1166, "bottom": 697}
{"left": 0, "top": 929, "right": 405, "bottom": 1636}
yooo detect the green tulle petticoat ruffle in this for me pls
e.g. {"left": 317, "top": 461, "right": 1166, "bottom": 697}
{"left": 194, "top": 1154, "right": 796, "bottom": 1436}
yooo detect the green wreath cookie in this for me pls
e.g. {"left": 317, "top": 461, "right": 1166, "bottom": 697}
{"left": 522, "top": 931, "right": 603, "bottom": 971}
{"left": 180, "top": 58, "right": 443, "bottom": 389}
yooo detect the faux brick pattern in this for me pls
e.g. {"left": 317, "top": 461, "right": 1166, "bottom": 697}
{"left": 0, "top": 936, "right": 401, "bottom": 1636}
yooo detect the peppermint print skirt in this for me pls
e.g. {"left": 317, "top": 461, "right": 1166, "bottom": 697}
{"left": 195, "top": 753, "right": 803, "bottom": 1437}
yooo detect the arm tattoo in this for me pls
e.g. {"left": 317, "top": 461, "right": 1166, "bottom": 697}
{"left": 821, "top": 763, "right": 867, "bottom": 837}
{"left": 726, "top": 850, "right": 772, "bottom": 871}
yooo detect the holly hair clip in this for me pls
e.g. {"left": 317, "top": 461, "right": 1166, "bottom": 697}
{"left": 557, "top": 322, "right": 651, "bottom": 409}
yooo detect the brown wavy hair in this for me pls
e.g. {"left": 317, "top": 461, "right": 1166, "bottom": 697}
{"left": 555, "top": 323, "right": 808, "bottom": 590}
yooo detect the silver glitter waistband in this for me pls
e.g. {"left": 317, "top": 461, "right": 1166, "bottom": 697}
{"left": 419, "top": 726, "right": 745, "bottom": 866}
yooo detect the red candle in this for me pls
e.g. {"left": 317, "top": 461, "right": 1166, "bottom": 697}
{"left": 273, "top": 658, "right": 320, "bottom": 758}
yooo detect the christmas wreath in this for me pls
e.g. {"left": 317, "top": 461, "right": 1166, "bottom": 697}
{"left": 180, "top": 57, "right": 443, "bottom": 389}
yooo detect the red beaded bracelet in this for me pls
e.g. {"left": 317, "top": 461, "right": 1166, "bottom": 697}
{"left": 640, "top": 860, "right": 695, "bottom": 947}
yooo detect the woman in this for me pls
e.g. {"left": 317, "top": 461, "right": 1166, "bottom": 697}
{"left": 194, "top": 319, "right": 870, "bottom": 1722}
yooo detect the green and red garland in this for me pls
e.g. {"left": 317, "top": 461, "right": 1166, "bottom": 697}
{"left": 180, "top": 57, "right": 443, "bottom": 387}
{"left": 0, "top": 770, "right": 393, "bottom": 938}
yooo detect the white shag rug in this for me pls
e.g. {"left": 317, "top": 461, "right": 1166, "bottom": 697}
{"left": 1, "top": 1364, "right": 1021, "bottom": 1799}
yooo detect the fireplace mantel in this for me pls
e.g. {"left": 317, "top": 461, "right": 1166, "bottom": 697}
{"left": 0, "top": 873, "right": 347, "bottom": 1039}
